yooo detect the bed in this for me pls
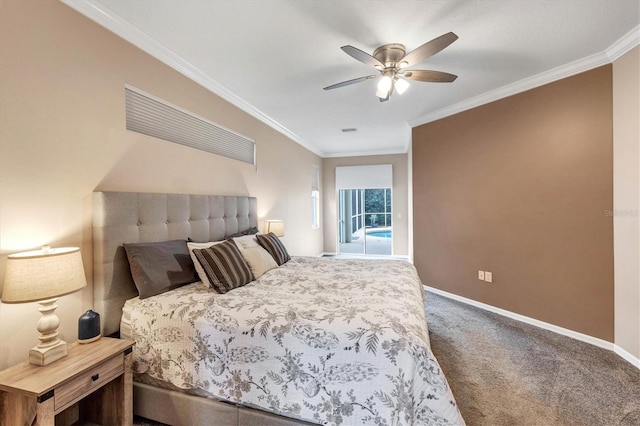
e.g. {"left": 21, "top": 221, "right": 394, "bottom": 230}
{"left": 92, "top": 191, "right": 465, "bottom": 426}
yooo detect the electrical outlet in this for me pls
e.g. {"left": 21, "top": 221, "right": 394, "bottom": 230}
{"left": 478, "top": 270, "right": 485, "bottom": 280}
{"left": 485, "top": 271, "right": 493, "bottom": 283}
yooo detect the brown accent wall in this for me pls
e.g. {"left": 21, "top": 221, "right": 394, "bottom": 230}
{"left": 412, "top": 66, "right": 614, "bottom": 341}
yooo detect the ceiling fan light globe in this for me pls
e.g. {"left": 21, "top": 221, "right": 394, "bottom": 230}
{"left": 376, "top": 76, "right": 392, "bottom": 99}
{"left": 377, "top": 75, "right": 392, "bottom": 92}
{"left": 394, "top": 78, "right": 409, "bottom": 94}
{"left": 375, "top": 88, "right": 389, "bottom": 99}
{"left": 398, "top": 61, "right": 409, "bottom": 69}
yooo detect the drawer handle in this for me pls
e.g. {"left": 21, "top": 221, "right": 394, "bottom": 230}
{"left": 91, "top": 373, "right": 99, "bottom": 381}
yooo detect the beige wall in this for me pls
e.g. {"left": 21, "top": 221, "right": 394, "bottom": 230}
{"left": 613, "top": 46, "right": 640, "bottom": 359}
{"left": 412, "top": 66, "right": 614, "bottom": 341}
{"left": 0, "top": 0, "right": 322, "bottom": 369}
{"left": 323, "top": 155, "right": 409, "bottom": 256}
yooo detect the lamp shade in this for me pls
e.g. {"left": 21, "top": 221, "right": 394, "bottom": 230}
{"left": 263, "top": 220, "right": 285, "bottom": 237}
{"left": 2, "top": 247, "right": 87, "bottom": 303}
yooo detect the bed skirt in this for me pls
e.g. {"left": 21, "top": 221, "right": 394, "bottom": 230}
{"left": 134, "top": 381, "right": 317, "bottom": 426}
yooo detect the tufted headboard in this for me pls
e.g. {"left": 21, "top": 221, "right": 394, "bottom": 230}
{"left": 92, "top": 191, "right": 258, "bottom": 336}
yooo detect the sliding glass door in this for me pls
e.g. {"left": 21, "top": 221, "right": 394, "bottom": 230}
{"left": 338, "top": 188, "right": 392, "bottom": 255}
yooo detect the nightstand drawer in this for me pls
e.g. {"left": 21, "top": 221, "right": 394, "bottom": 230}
{"left": 55, "top": 352, "right": 124, "bottom": 413}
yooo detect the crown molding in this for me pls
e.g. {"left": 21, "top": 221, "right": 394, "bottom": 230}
{"left": 606, "top": 25, "right": 640, "bottom": 62}
{"left": 409, "top": 27, "right": 639, "bottom": 128}
{"left": 408, "top": 50, "right": 612, "bottom": 127}
{"left": 60, "top": 0, "right": 325, "bottom": 158}
{"left": 323, "top": 147, "right": 409, "bottom": 158}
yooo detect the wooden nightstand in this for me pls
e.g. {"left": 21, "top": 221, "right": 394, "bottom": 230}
{"left": 0, "top": 337, "right": 134, "bottom": 426}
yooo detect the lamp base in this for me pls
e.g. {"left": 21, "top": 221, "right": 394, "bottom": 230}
{"left": 29, "top": 338, "right": 68, "bottom": 366}
{"left": 29, "top": 297, "right": 69, "bottom": 366}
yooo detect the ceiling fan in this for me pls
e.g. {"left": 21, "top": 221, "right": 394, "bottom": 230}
{"left": 323, "top": 32, "right": 458, "bottom": 102}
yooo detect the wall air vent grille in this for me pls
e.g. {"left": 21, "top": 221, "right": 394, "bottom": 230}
{"left": 125, "top": 86, "right": 255, "bottom": 164}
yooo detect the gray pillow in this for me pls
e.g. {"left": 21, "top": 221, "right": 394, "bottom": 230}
{"left": 225, "top": 226, "right": 260, "bottom": 239}
{"left": 124, "top": 239, "right": 197, "bottom": 299}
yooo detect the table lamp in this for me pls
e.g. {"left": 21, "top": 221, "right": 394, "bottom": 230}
{"left": 2, "top": 246, "right": 87, "bottom": 366}
{"left": 263, "top": 220, "right": 285, "bottom": 237}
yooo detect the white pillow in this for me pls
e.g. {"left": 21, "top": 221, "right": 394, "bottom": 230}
{"left": 187, "top": 241, "right": 223, "bottom": 287}
{"left": 233, "top": 235, "right": 278, "bottom": 278}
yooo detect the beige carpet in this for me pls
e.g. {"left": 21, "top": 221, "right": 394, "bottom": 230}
{"left": 425, "top": 291, "right": 640, "bottom": 426}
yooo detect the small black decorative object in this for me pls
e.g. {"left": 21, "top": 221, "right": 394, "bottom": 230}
{"left": 78, "top": 309, "right": 101, "bottom": 344}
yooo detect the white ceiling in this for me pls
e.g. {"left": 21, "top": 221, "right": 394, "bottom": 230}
{"left": 65, "top": 0, "right": 639, "bottom": 158}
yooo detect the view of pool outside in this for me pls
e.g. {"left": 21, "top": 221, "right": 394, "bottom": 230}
{"left": 367, "top": 230, "right": 392, "bottom": 238}
{"left": 338, "top": 226, "right": 392, "bottom": 255}
{"left": 338, "top": 187, "right": 393, "bottom": 256}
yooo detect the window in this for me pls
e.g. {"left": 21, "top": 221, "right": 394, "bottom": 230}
{"left": 311, "top": 165, "right": 320, "bottom": 229}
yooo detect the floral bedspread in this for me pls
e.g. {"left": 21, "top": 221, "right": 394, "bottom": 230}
{"left": 122, "top": 257, "right": 465, "bottom": 425}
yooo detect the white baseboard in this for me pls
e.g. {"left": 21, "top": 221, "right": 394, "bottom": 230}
{"left": 614, "top": 344, "right": 640, "bottom": 369}
{"left": 425, "top": 286, "right": 640, "bottom": 370}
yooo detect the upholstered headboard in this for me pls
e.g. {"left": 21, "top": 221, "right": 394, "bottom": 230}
{"left": 92, "top": 191, "right": 258, "bottom": 336}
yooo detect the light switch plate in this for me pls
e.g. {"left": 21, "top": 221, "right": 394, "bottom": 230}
{"left": 485, "top": 271, "right": 493, "bottom": 283}
{"left": 478, "top": 270, "right": 485, "bottom": 280}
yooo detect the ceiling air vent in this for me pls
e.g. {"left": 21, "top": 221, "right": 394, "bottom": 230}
{"left": 125, "top": 86, "right": 255, "bottom": 164}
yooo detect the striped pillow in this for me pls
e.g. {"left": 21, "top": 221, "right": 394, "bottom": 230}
{"left": 192, "top": 240, "right": 254, "bottom": 294}
{"left": 187, "top": 241, "right": 223, "bottom": 287}
{"left": 256, "top": 232, "right": 291, "bottom": 266}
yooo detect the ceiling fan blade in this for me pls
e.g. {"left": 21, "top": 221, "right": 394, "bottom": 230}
{"left": 341, "top": 45, "right": 385, "bottom": 68}
{"left": 404, "top": 70, "right": 458, "bottom": 83}
{"left": 323, "top": 75, "right": 378, "bottom": 90}
{"left": 400, "top": 32, "right": 458, "bottom": 67}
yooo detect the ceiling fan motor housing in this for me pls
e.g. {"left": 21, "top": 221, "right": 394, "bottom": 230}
{"left": 373, "top": 43, "right": 406, "bottom": 69}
